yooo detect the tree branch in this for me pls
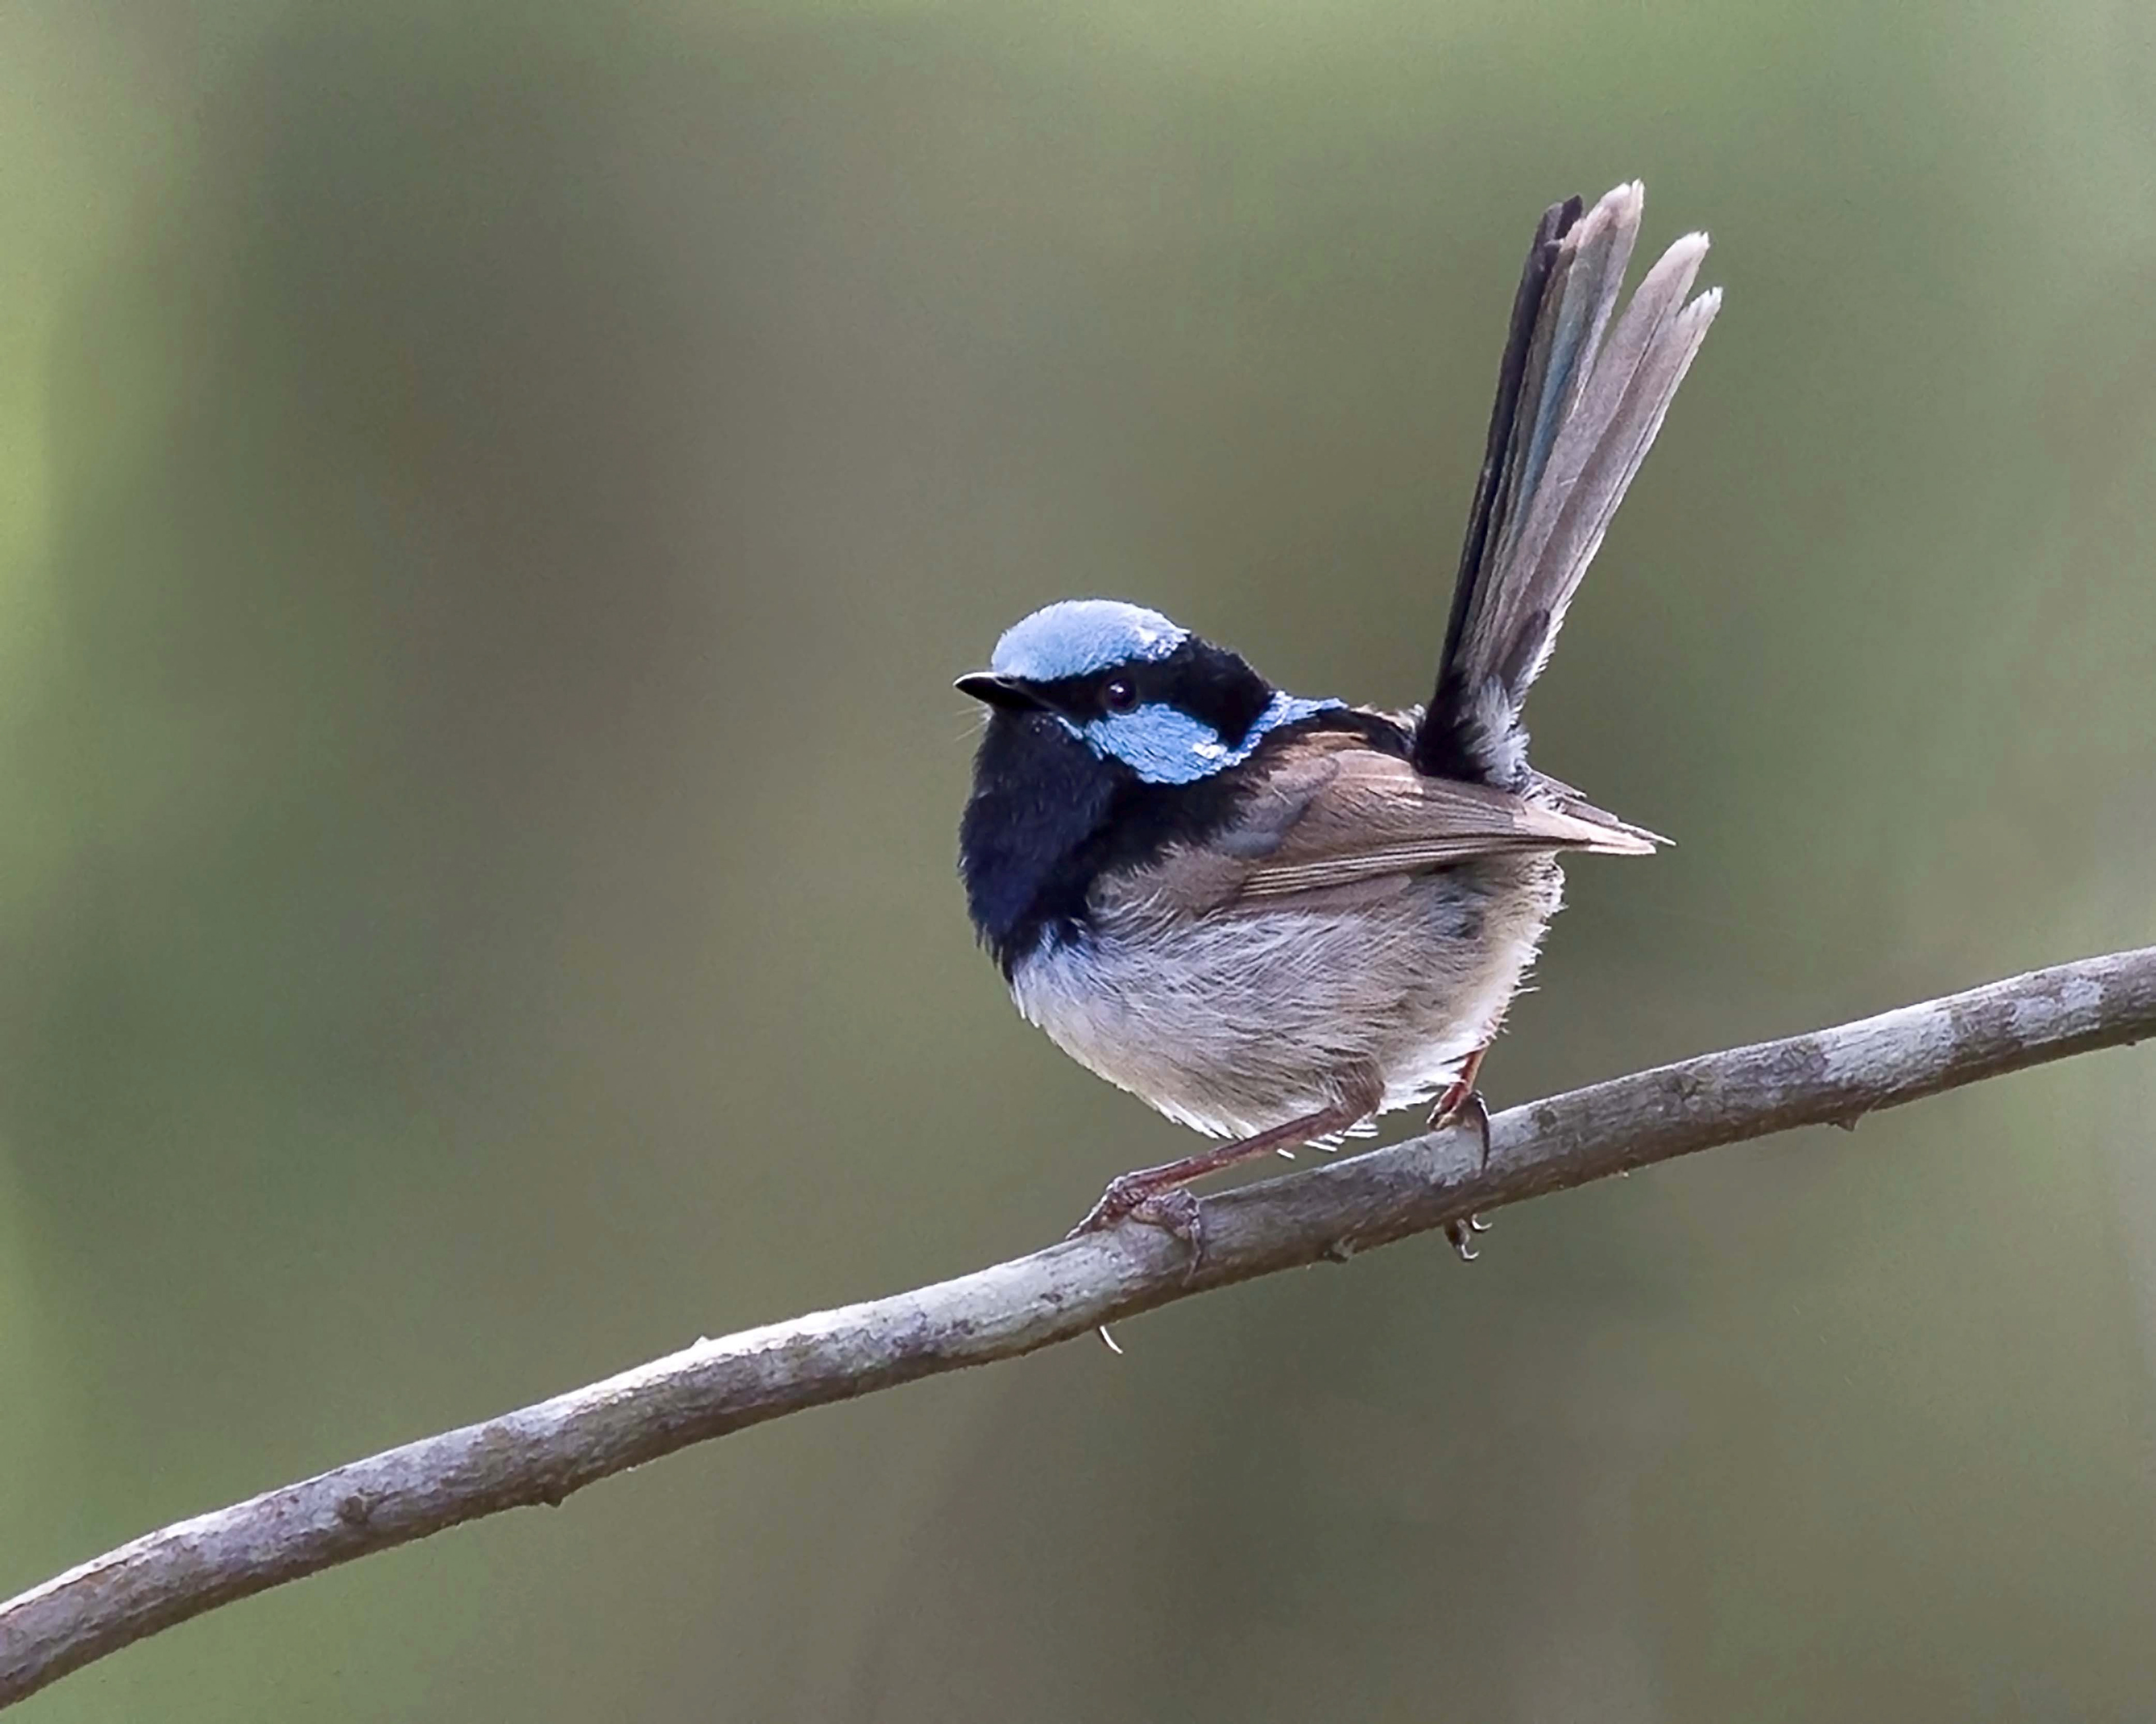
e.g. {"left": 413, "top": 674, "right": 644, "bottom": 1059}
{"left": 4, "top": 946, "right": 2153, "bottom": 1706}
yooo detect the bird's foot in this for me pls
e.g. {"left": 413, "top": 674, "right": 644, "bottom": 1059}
{"left": 1069, "top": 1179, "right": 1204, "bottom": 1349}
{"left": 1430, "top": 1046, "right": 1494, "bottom": 1259}
{"left": 1444, "top": 1214, "right": 1492, "bottom": 1261}
{"left": 1426, "top": 1043, "right": 1492, "bottom": 1163}
{"left": 1067, "top": 1174, "right": 1205, "bottom": 1265}
{"left": 1428, "top": 1085, "right": 1492, "bottom": 1169}
{"left": 1062, "top": 1091, "right": 1384, "bottom": 1348}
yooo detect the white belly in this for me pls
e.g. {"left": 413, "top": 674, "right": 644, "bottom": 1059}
{"left": 1007, "top": 856, "right": 1561, "bottom": 1138}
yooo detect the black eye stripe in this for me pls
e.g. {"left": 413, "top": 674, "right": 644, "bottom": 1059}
{"left": 1029, "top": 667, "right": 1154, "bottom": 716}
{"left": 1021, "top": 641, "right": 1273, "bottom": 737}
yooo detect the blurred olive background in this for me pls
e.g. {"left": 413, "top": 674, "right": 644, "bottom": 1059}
{"left": 3, "top": 1, "right": 2154, "bottom": 1718}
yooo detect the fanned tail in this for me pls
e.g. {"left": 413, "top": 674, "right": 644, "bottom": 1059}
{"left": 1414, "top": 182, "right": 1720, "bottom": 787}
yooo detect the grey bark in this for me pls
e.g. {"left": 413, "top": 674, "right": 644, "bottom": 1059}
{"left": 2, "top": 946, "right": 2152, "bottom": 1708}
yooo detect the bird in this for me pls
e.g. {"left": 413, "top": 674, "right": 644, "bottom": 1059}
{"left": 955, "top": 181, "right": 1720, "bottom": 1259}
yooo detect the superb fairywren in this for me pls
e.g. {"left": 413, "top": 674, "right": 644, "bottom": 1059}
{"left": 957, "top": 183, "right": 1719, "bottom": 1255}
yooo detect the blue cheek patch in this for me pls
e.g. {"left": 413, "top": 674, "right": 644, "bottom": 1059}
{"left": 1066, "top": 693, "right": 1344, "bottom": 785}
{"left": 1072, "top": 707, "right": 1229, "bottom": 785}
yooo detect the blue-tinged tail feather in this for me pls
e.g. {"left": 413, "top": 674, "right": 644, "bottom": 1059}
{"left": 1414, "top": 182, "right": 1719, "bottom": 788}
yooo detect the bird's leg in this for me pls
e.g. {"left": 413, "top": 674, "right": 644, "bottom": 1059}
{"left": 1067, "top": 1081, "right": 1382, "bottom": 1260}
{"left": 1427, "top": 1044, "right": 1489, "bottom": 1137}
{"left": 1429, "top": 1045, "right": 1493, "bottom": 1260}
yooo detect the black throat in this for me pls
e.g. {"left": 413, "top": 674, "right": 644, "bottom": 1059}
{"left": 955, "top": 714, "right": 1238, "bottom": 976}
{"left": 956, "top": 702, "right": 1410, "bottom": 977}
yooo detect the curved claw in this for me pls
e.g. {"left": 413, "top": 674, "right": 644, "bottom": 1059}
{"left": 1430, "top": 1089, "right": 1493, "bottom": 1170}
{"left": 1427, "top": 1045, "right": 1493, "bottom": 1169}
{"left": 1067, "top": 1175, "right": 1206, "bottom": 1281}
{"left": 1444, "top": 1216, "right": 1490, "bottom": 1261}
{"left": 1134, "top": 1186, "right": 1205, "bottom": 1259}
{"left": 1068, "top": 1178, "right": 1205, "bottom": 1260}
{"left": 1066, "top": 1170, "right": 1153, "bottom": 1240}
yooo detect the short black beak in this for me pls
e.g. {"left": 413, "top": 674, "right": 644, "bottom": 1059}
{"left": 954, "top": 672, "right": 1046, "bottom": 712}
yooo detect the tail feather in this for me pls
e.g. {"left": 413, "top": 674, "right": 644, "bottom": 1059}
{"left": 1487, "top": 187, "right": 1639, "bottom": 592}
{"left": 1414, "top": 182, "right": 1720, "bottom": 785}
{"left": 1432, "top": 195, "right": 1580, "bottom": 726}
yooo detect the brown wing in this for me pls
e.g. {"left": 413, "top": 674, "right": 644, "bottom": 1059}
{"left": 1193, "top": 730, "right": 1658, "bottom": 907}
{"left": 1525, "top": 768, "right": 1674, "bottom": 850}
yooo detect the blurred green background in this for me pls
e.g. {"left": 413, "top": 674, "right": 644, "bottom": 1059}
{"left": 3, "top": 0, "right": 2154, "bottom": 1718}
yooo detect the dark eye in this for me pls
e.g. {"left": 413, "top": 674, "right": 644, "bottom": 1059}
{"left": 1102, "top": 676, "right": 1138, "bottom": 714}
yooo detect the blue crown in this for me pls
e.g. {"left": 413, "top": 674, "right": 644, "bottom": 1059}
{"left": 989, "top": 600, "right": 1187, "bottom": 683}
